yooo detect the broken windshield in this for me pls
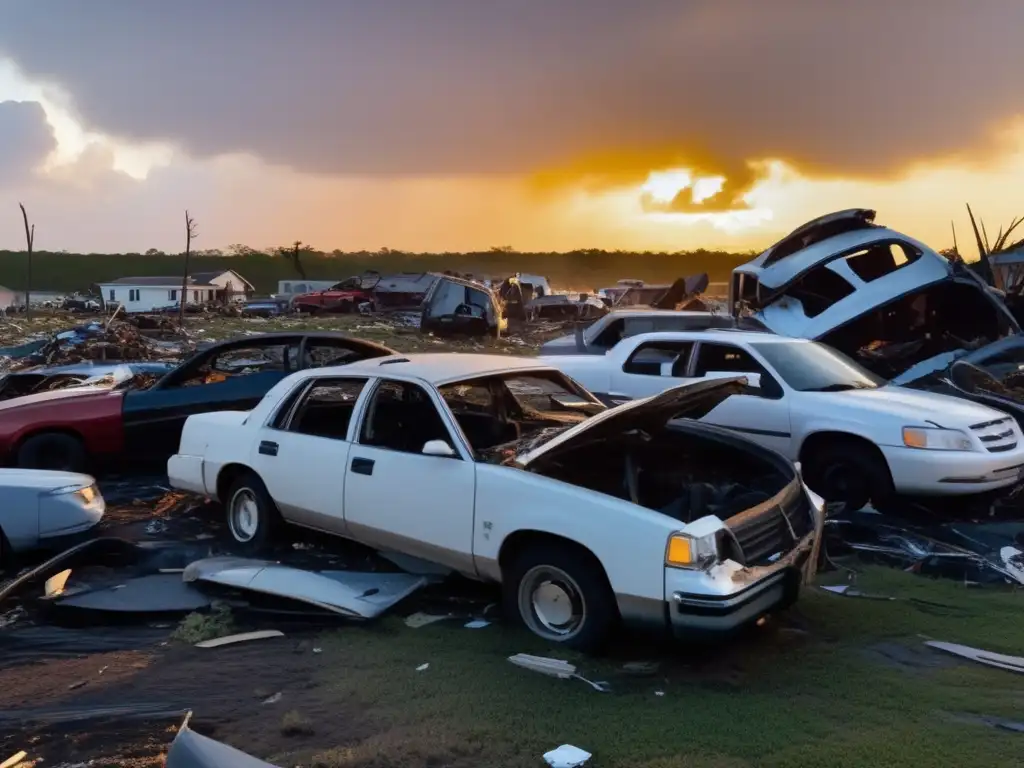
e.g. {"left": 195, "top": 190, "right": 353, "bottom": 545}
{"left": 751, "top": 341, "right": 884, "bottom": 393}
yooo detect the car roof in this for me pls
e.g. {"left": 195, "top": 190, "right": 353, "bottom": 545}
{"left": 622, "top": 329, "right": 806, "bottom": 346}
{"left": 303, "top": 352, "right": 556, "bottom": 386}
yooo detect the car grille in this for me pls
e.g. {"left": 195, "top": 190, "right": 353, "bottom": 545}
{"left": 970, "top": 416, "right": 1018, "bottom": 453}
{"left": 725, "top": 483, "right": 815, "bottom": 566}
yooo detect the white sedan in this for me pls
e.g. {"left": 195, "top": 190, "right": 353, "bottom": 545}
{"left": 168, "top": 353, "right": 821, "bottom": 650}
{"left": 0, "top": 469, "right": 105, "bottom": 565}
{"left": 542, "top": 330, "right": 1024, "bottom": 510}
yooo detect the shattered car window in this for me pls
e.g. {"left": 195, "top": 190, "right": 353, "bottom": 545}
{"left": 439, "top": 382, "right": 495, "bottom": 416}
{"left": 624, "top": 342, "right": 693, "bottom": 377}
{"left": 843, "top": 242, "right": 920, "bottom": 283}
{"left": 183, "top": 344, "right": 289, "bottom": 386}
{"left": 503, "top": 374, "right": 601, "bottom": 416}
{"left": 290, "top": 378, "right": 367, "bottom": 440}
{"left": 300, "top": 343, "right": 367, "bottom": 369}
{"left": 693, "top": 343, "right": 764, "bottom": 376}
{"left": 783, "top": 267, "right": 856, "bottom": 317}
{"left": 360, "top": 380, "right": 452, "bottom": 454}
{"left": 751, "top": 342, "right": 883, "bottom": 392}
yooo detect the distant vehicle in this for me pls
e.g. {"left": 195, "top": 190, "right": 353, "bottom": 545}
{"left": 0, "top": 333, "right": 397, "bottom": 473}
{"left": 420, "top": 274, "right": 506, "bottom": 337}
{"left": 543, "top": 329, "right": 1024, "bottom": 510}
{"left": 291, "top": 273, "right": 381, "bottom": 313}
{"left": 168, "top": 353, "right": 821, "bottom": 650}
{"left": 0, "top": 469, "right": 105, "bottom": 563}
{"left": 240, "top": 298, "right": 290, "bottom": 317}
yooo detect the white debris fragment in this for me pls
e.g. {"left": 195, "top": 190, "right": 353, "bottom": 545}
{"left": 262, "top": 692, "right": 282, "bottom": 704}
{"left": 404, "top": 612, "right": 450, "bottom": 628}
{"left": 508, "top": 654, "right": 576, "bottom": 678}
{"left": 821, "top": 585, "right": 850, "bottom": 594}
{"left": 543, "top": 744, "right": 592, "bottom": 768}
{"left": 195, "top": 630, "right": 285, "bottom": 648}
{"left": 416, "top": 663, "right": 430, "bottom": 672}
{"left": 0, "top": 750, "right": 28, "bottom": 768}
{"left": 464, "top": 619, "right": 490, "bottom": 629}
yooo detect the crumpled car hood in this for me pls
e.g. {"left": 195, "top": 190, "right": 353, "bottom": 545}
{"left": 515, "top": 377, "right": 747, "bottom": 469}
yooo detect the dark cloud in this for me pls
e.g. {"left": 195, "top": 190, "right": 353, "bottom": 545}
{"left": 0, "top": 100, "right": 56, "bottom": 185}
{"left": 1, "top": 0, "right": 1022, "bottom": 206}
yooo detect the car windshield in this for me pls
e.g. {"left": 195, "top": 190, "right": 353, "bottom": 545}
{"left": 750, "top": 341, "right": 884, "bottom": 392}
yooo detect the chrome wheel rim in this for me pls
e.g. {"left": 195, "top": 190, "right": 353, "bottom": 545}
{"left": 228, "top": 488, "right": 260, "bottom": 542}
{"left": 518, "top": 565, "right": 586, "bottom": 640}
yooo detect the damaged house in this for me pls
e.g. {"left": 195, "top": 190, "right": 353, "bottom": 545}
{"left": 727, "top": 209, "right": 1024, "bottom": 417}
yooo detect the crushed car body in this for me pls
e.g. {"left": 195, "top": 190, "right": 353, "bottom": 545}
{"left": 0, "top": 332, "right": 396, "bottom": 473}
{"left": 728, "top": 209, "right": 1020, "bottom": 386}
{"left": 168, "top": 353, "right": 822, "bottom": 650}
{"left": 420, "top": 274, "right": 507, "bottom": 337}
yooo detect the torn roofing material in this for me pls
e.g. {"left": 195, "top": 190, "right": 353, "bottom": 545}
{"left": 182, "top": 557, "right": 428, "bottom": 618}
{"left": 167, "top": 712, "right": 281, "bottom": 767}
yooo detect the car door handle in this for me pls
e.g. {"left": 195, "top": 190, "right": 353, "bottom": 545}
{"left": 351, "top": 457, "right": 374, "bottom": 476}
{"left": 259, "top": 440, "right": 279, "bottom": 457}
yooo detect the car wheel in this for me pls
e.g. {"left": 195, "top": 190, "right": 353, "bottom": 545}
{"left": 225, "top": 472, "right": 280, "bottom": 553}
{"left": 503, "top": 542, "right": 617, "bottom": 652}
{"left": 806, "top": 440, "right": 894, "bottom": 512}
{"left": 16, "top": 433, "right": 87, "bottom": 473}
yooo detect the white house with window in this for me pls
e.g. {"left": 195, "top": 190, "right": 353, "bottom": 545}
{"left": 97, "top": 276, "right": 220, "bottom": 313}
{"left": 96, "top": 270, "right": 254, "bottom": 313}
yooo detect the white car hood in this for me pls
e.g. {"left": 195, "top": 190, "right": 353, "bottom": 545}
{"left": 808, "top": 386, "right": 1012, "bottom": 427}
{"left": 0, "top": 468, "right": 93, "bottom": 490}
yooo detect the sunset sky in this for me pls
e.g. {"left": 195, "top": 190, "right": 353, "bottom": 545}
{"left": 1, "top": 0, "right": 1022, "bottom": 256}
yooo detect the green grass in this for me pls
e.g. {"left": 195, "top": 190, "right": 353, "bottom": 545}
{"left": 273, "top": 568, "right": 1024, "bottom": 768}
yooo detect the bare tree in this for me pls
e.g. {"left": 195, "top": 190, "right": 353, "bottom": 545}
{"left": 18, "top": 203, "right": 34, "bottom": 320}
{"left": 179, "top": 211, "right": 197, "bottom": 326}
{"left": 277, "top": 240, "right": 309, "bottom": 280}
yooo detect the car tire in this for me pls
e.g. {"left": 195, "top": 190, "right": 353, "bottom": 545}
{"left": 503, "top": 542, "right": 617, "bottom": 652}
{"left": 224, "top": 472, "right": 281, "bottom": 554}
{"left": 16, "top": 433, "right": 88, "bottom": 473}
{"left": 806, "top": 439, "right": 894, "bottom": 512}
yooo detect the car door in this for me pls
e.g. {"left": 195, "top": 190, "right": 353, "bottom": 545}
{"left": 247, "top": 376, "right": 370, "bottom": 536}
{"left": 123, "top": 340, "right": 293, "bottom": 460}
{"left": 343, "top": 378, "right": 477, "bottom": 573}
{"left": 606, "top": 339, "right": 697, "bottom": 404}
{"left": 690, "top": 341, "right": 794, "bottom": 457}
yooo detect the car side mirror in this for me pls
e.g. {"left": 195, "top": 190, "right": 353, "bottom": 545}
{"left": 422, "top": 439, "right": 457, "bottom": 457}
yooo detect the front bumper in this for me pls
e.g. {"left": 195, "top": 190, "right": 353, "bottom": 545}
{"left": 665, "top": 530, "right": 814, "bottom": 635}
{"left": 880, "top": 445, "right": 1024, "bottom": 495}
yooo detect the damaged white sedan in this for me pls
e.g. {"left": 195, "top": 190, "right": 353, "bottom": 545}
{"left": 168, "top": 354, "right": 822, "bottom": 650}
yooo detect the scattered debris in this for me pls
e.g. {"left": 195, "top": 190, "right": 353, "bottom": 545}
{"left": 0, "top": 751, "right": 27, "bottom": 768}
{"left": 166, "top": 711, "right": 281, "bottom": 767}
{"left": 509, "top": 654, "right": 576, "bottom": 679}
{"left": 415, "top": 663, "right": 429, "bottom": 672}
{"left": 464, "top": 619, "right": 490, "bottom": 629}
{"left": 924, "top": 641, "right": 1024, "bottom": 674}
{"left": 44, "top": 569, "right": 72, "bottom": 598}
{"left": 280, "top": 709, "right": 315, "bottom": 737}
{"left": 172, "top": 605, "right": 236, "bottom": 644}
{"left": 262, "top": 692, "right": 283, "bottom": 705}
{"left": 182, "top": 558, "right": 429, "bottom": 619}
{"left": 195, "top": 629, "right": 285, "bottom": 648}
{"left": 404, "top": 612, "right": 452, "bottom": 628}
{"left": 543, "top": 744, "right": 592, "bottom": 768}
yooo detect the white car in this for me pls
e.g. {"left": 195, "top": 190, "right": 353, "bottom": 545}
{"left": 168, "top": 353, "right": 821, "bottom": 650}
{"left": 541, "top": 331, "right": 1024, "bottom": 510}
{"left": 0, "top": 469, "right": 105, "bottom": 564}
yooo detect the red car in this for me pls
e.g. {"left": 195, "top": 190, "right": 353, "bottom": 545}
{"left": 0, "top": 332, "right": 395, "bottom": 473}
{"left": 291, "top": 272, "right": 381, "bottom": 313}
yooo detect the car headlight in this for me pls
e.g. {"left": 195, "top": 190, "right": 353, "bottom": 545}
{"left": 902, "top": 426, "right": 974, "bottom": 452}
{"left": 665, "top": 531, "right": 720, "bottom": 570}
{"left": 45, "top": 483, "right": 101, "bottom": 505}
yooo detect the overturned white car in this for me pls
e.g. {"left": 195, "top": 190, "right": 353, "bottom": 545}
{"left": 541, "top": 330, "right": 1024, "bottom": 510}
{"left": 728, "top": 209, "right": 1021, "bottom": 387}
{"left": 168, "top": 354, "right": 821, "bottom": 650}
